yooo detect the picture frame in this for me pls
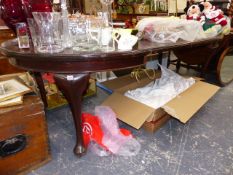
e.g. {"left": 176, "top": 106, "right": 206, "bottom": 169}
{"left": 83, "top": 0, "right": 102, "bottom": 14}
{"left": 0, "top": 96, "right": 23, "bottom": 108}
{"left": 168, "top": 0, "right": 186, "bottom": 14}
{"left": 0, "top": 79, "right": 32, "bottom": 102}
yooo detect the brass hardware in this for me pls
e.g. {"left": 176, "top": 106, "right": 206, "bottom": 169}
{"left": 0, "top": 134, "right": 27, "bottom": 157}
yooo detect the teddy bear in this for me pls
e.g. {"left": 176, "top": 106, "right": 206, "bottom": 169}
{"left": 200, "top": 0, "right": 227, "bottom": 27}
{"left": 184, "top": 3, "right": 205, "bottom": 21}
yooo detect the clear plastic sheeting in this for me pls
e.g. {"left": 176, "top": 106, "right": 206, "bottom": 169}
{"left": 136, "top": 17, "right": 206, "bottom": 43}
{"left": 90, "top": 106, "right": 141, "bottom": 156}
{"left": 88, "top": 141, "right": 111, "bottom": 157}
{"left": 125, "top": 65, "right": 195, "bottom": 109}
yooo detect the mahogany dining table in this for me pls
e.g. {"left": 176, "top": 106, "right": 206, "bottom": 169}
{"left": 0, "top": 37, "right": 222, "bottom": 157}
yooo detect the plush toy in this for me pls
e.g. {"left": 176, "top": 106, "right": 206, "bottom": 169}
{"left": 200, "top": 0, "right": 227, "bottom": 27}
{"left": 184, "top": 4, "right": 204, "bottom": 21}
{"left": 186, "top": 0, "right": 196, "bottom": 6}
{"left": 200, "top": 0, "right": 220, "bottom": 13}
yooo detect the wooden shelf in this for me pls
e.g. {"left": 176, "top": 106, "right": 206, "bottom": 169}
{"left": 115, "top": 12, "right": 183, "bottom": 22}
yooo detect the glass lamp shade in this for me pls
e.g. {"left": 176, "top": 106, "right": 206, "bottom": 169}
{"left": 21, "top": 0, "right": 33, "bottom": 18}
{"left": 21, "top": 0, "right": 52, "bottom": 18}
{"left": 0, "top": 0, "right": 52, "bottom": 32}
{"left": 0, "top": 0, "right": 26, "bottom": 32}
{"left": 30, "top": 0, "right": 52, "bottom": 12}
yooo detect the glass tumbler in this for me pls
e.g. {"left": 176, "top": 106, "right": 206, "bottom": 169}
{"left": 32, "top": 12, "right": 64, "bottom": 53}
{"left": 69, "top": 15, "right": 89, "bottom": 50}
{"left": 72, "top": 16, "right": 102, "bottom": 52}
{"left": 86, "top": 17, "right": 102, "bottom": 50}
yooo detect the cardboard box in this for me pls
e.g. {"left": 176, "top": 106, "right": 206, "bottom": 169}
{"left": 101, "top": 72, "right": 220, "bottom": 129}
{"left": 142, "top": 114, "right": 171, "bottom": 133}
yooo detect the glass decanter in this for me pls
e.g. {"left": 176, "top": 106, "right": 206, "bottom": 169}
{"left": 100, "top": 0, "right": 114, "bottom": 27}
{"left": 99, "top": 0, "right": 115, "bottom": 52}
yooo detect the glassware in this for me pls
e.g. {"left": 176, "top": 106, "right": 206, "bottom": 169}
{"left": 21, "top": 0, "right": 33, "bottom": 18}
{"left": 76, "top": 16, "right": 88, "bottom": 45}
{"left": 61, "top": 0, "right": 73, "bottom": 48}
{"left": 16, "top": 22, "right": 30, "bottom": 48}
{"left": 0, "top": 0, "right": 26, "bottom": 32}
{"left": 32, "top": 12, "right": 64, "bottom": 53}
{"left": 97, "top": 12, "right": 115, "bottom": 52}
{"left": 72, "top": 16, "right": 102, "bottom": 52}
{"left": 71, "top": 15, "right": 90, "bottom": 51}
{"left": 68, "top": 15, "right": 82, "bottom": 43}
{"left": 100, "top": 0, "right": 114, "bottom": 27}
{"left": 71, "top": 14, "right": 115, "bottom": 52}
{"left": 0, "top": 0, "right": 51, "bottom": 31}
{"left": 86, "top": 17, "right": 102, "bottom": 47}
{"left": 100, "top": 27, "right": 115, "bottom": 52}
{"left": 30, "top": 0, "right": 52, "bottom": 12}
{"left": 27, "top": 18, "right": 39, "bottom": 47}
{"left": 98, "top": 0, "right": 115, "bottom": 52}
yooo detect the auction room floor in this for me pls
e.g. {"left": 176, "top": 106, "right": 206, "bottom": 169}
{"left": 29, "top": 67, "right": 233, "bottom": 175}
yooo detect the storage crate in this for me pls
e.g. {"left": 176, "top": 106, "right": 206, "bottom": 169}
{"left": 0, "top": 95, "right": 51, "bottom": 175}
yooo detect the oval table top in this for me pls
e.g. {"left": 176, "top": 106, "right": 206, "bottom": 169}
{"left": 0, "top": 36, "right": 225, "bottom": 157}
{"left": 0, "top": 37, "right": 222, "bottom": 73}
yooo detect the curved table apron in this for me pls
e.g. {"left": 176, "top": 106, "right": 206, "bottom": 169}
{"left": 0, "top": 37, "right": 222, "bottom": 157}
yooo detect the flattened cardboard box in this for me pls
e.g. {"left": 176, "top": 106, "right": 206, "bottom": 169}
{"left": 102, "top": 72, "right": 220, "bottom": 129}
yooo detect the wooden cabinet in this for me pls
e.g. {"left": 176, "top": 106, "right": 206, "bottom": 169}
{"left": 0, "top": 28, "right": 24, "bottom": 74}
{"left": 112, "top": 0, "right": 179, "bottom": 26}
{"left": 113, "top": 0, "right": 231, "bottom": 22}
{"left": 0, "top": 29, "right": 15, "bottom": 44}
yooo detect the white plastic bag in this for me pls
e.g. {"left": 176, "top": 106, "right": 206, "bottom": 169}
{"left": 125, "top": 65, "right": 195, "bottom": 109}
{"left": 136, "top": 17, "right": 206, "bottom": 43}
{"left": 90, "top": 106, "right": 141, "bottom": 156}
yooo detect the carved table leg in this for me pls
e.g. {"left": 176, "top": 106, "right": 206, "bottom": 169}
{"left": 54, "top": 74, "right": 90, "bottom": 156}
{"left": 33, "top": 72, "right": 48, "bottom": 108}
